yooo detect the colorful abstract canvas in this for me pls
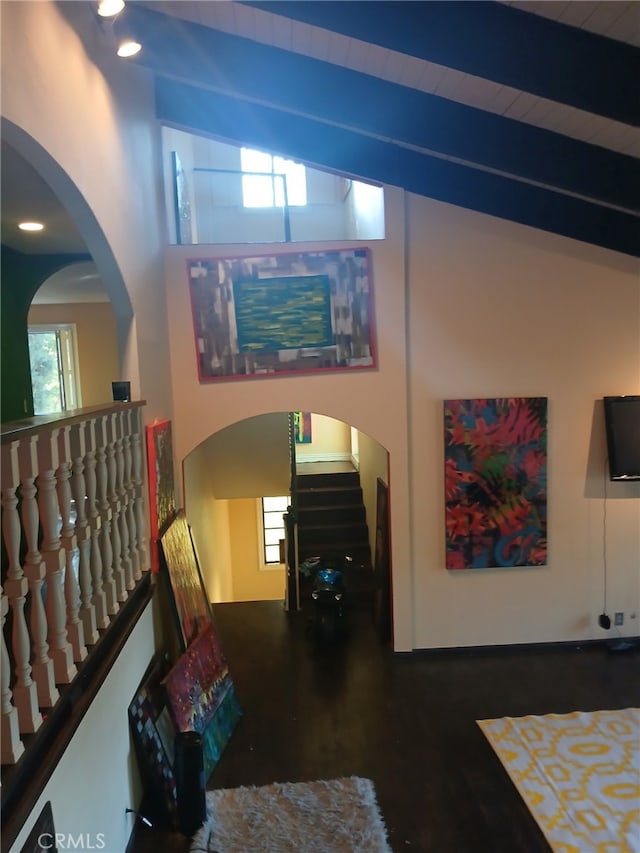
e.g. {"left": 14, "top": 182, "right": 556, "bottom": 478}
{"left": 187, "top": 248, "right": 375, "bottom": 381}
{"left": 164, "top": 623, "right": 242, "bottom": 779}
{"left": 146, "top": 419, "right": 177, "bottom": 572}
{"left": 159, "top": 510, "right": 212, "bottom": 650}
{"left": 293, "top": 411, "right": 312, "bottom": 444}
{"left": 444, "top": 397, "right": 547, "bottom": 570}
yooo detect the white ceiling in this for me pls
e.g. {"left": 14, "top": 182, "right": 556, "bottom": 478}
{"left": 142, "top": 0, "right": 639, "bottom": 157}
{"left": 2, "top": 0, "right": 638, "bottom": 303}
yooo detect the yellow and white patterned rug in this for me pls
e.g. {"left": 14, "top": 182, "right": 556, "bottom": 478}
{"left": 478, "top": 708, "right": 640, "bottom": 853}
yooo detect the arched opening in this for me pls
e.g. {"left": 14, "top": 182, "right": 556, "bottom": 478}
{"left": 1, "top": 126, "right": 134, "bottom": 420}
{"left": 183, "top": 412, "right": 392, "bottom": 643}
{"left": 27, "top": 261, "right": 119, "bottom": 413}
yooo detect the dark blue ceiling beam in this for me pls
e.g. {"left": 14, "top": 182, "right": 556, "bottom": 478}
{"left": 155, "top": 77, "right": 639, "bottom": 257}
{"left": 242, "top": 1, "right": 640, "bottom": 127}
{"left": 125, "top": 6, "right": 639, "bottom": 213}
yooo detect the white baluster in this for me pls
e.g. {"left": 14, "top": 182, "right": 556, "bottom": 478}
{"left": 116, "top": 411, "right": 134, "bottom": 592}
{"left": 110, "top": 413, "right": 127, "bottom": 601}
{"left": 57, "top": 426, "right": 87, "bottom": 663}
{"left": 36, "top": 429, "right": 76, "bottom": 684}
{"left": 124, "top": 409, "right": 139, "bottom": 585}
{"left": 1, "top": 440, "right": 43, "bottom": 734}
{"left": 18, "top": 436, "right": 58, "bottom": 708}
{"left": 85, "top": 419, "right": 108, "bottom": 629}
{"left": 131, "top": 408, "right": 148, "bottom": 575}
{"left": 70, "top": 421, "right": 98, "bottom": 645}
{"left": 1, "top": 584, "right": 24, "bottom": 764}
{"left": 95, "top": 415, "right": 118, "bottom": 616}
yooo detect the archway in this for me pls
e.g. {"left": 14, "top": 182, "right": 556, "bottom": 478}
{"left": 27, "top": 261, "right": 119, "bottom": 413}
{"left": 182, "top": 412, "right": 392, "bottom": 642}
{"left": 1, "top": 123, "right": 134, "bottom": 419}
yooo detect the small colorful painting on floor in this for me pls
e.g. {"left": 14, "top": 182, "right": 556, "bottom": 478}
{"left": 444, "top": 397, "right": 547, "bottom": 570}
{"left": 164, "top": 622, "right": 242, "bottom": 779}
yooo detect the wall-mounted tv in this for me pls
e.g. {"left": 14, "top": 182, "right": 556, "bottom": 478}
{"left": 603, "top": 395, "right": 640, "bottom": 481}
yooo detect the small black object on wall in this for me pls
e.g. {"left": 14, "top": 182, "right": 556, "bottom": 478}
{"left": 174, "top": 731, "right": 207, "bottom": 836}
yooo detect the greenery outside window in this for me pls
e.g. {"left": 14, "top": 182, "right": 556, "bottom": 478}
{"left": 28, "top": 324, "right": 81, "bottom": 415}
{"left": 241, "top": 147, "right": 307, "bottom": 208}
{"left": 260, "top": 496, "right": 290, "bottom": 567}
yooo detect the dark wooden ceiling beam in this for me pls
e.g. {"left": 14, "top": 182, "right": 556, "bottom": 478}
{"left": 125, "top": 6, "right": 639, "bottom": 214}
{"left": 242, "top": 0, "right": 640, "bottom": 126}
{"left": 155, "top": 77, "right": 639, "bottom": 257}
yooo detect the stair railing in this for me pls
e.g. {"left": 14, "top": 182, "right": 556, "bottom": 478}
{"left": 1, "top": 401, "right": 148, "bottom": 763}
{"left": 284, "top": 413, "right": 300, "bottom": 610}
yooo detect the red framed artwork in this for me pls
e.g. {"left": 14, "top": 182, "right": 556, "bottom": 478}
{"left": 187, "top": 247, "right": 376, "bottom": 382}
{"left": 146, "top": 419, "right": 177, "bottom": 573}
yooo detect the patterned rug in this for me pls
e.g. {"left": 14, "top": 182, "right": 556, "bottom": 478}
{"left": 478, "top": 708, "right": 640, "bottom": 853}
{"left": 189, "top": 776, "right": 392, "bottom": 853}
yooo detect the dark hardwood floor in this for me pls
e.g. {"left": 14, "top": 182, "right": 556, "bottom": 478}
{"left": 129, "top": 598, "right": 640, "bottom": 853}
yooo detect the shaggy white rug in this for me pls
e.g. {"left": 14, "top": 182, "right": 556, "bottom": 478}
{"left": 189, "top": 776, "right": 392, "bottom": 853}
{"left": 478, "top": 708, "right": 640, "bottom": 853}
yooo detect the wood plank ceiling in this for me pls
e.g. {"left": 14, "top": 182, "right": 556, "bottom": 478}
{"left": 125, "top": 0, "right": 639, "bottom": 257}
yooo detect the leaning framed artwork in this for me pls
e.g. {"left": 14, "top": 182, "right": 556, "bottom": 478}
{"left": 164, "top": 622, "right": 242, "bottom": 779}
{"left": 159, "top": 510, "right": 212, "bottom": 650}
{"left": 146, "top": 419, "right": 177, "bottom": 573}
{"left": 128, "top": 653, "right": 179, "bottom": 826}
{"left": 187, "top": 248, "right": 376, "bottom": 381}
{"left": 444, "top": 397, "right": 548, "bottom": 570}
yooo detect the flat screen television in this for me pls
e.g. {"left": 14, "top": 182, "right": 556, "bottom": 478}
{"left": 603, "top": 395, "right": 640, "bottom": 481}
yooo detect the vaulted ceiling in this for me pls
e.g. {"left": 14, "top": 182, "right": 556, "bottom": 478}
{"left": 126, "top": 0, "right": 639, "bottom": 257}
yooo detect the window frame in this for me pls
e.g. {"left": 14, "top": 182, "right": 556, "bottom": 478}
{"left": 240, "top": 147, "right": 307, "bottom": 209}
{"left": 28, "top": 323, "right": 82, "bottom": 415}
{"left": 257, "top": 496, "right": 290, "bottom": 570}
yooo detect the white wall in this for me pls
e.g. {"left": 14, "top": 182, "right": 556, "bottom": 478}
{"left": 165, "top": 186, "right": 639, "bottom": 652}
{"left": 184, "top": 443, "right": 234, "bottom": 602}
{"left": 164, "top": 186, "right": 413, "bottom": 648}
{"left": 407, "top": 195, "right": 640, "bottom": 649}
{"left": 296, "top": 413, "right": 352, "bottom": 462}
{"left": 8, "top": 602, "right": 162, "bottom": 853}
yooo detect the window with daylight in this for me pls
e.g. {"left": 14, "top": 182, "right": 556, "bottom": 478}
{"left": 241, "top": 147, "right": 307, "bottom": 208}
{"left": 261, "top": 496, "right": 290, "bottom": 565}
{"left": 28, "top": 325, "right": 81, "bottom": 415}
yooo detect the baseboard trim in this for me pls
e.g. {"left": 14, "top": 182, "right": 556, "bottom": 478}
{"left": 402, "top": 636, "right": 640, "bottom": 657}
{"left": 296, "top": 452, "right": 352, "bottom": 464}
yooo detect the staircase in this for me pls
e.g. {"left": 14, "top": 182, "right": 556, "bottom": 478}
{"left": 296, "top": 468, "right": 374, "bottom": 606}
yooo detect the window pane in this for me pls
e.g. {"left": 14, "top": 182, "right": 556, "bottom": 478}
{"left": 264, "top": 528, "right": 283, "bottom": 546}
{"left": 28, "top": 331, "right": 63, "bottom": 415}
{"left": 263, "top": 496, "right": 289, "bottom": 512}
{"left": 242, "top": 174, "right": 274, "bottom": 207}
{"left": 265, "top": 544, "right": 281, "bottom": 563}
{"left": 264, "top": 510, "right": 286, "bottom": 529}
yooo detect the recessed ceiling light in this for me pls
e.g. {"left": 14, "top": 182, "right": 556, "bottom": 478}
{"left": 98, "top": 0, "right": 125, "bottom": 17}
{"left": 117, "top": 39, "right": 141, "bottom": 58}
{"left": 18, "top": 221, "right": 45, "bottom": 232}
